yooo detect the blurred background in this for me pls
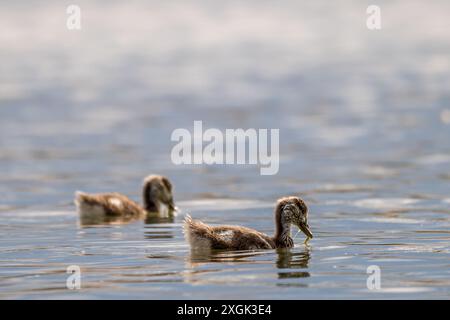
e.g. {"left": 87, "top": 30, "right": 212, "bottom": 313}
{"left": 1, "top": 0, "right": 449, "bottom": 207}
{"left": 0, "top": 1, "right": 449, "bottom": 299}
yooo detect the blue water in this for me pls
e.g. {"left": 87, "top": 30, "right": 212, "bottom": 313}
{"left": 0, "top": 0, "right": 449, "bottom": 299}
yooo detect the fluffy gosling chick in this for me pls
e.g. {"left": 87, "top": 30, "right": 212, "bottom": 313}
{"left": 75, "top": 175, "right": 175, "bottom": 225}
{"left": 183, "top": 196, "right": 312, "bottom": 251}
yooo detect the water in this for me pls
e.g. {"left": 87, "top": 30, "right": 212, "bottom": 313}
{"left": 1, "top": 0, "right": 450, "bottom": 299}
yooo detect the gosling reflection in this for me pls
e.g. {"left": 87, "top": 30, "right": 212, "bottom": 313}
{"left": 187, "top": 249, "right": 267, "bottom": 267}
{"left": 144, "top": 213, "right": 175, "bottom": 225}
{"left": 276, "top": 247, "right": 311, "bottom": 279}
{"left": 143, "top": 226, "right": 174, "bottom": 240}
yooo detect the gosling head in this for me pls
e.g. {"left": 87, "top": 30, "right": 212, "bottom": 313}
{"left": 142, "top": 175, "right": 175, "bottom": 216}
{"left": 276, "top": 196, "right": 313, "bottom": 239}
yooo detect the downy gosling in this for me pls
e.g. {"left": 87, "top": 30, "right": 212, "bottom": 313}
{"left": 183, "top": 196, "right": 312, "bottom": 251}
{"left": 75, "top": 175, "right": 176, "bottom": 224}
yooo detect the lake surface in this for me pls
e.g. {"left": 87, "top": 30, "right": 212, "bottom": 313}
{"left": 1, "top": 0, "right": 450, "bottom": 299}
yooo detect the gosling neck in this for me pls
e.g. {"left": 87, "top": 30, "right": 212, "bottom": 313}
{"left": 274, "top": 205, "right": 294, "bottom": 248}
{"left": 144, "top": 199, "right": 159, "bottom": 212}
{"left": 143, "top": 183, "right": 159, "bottom": 212}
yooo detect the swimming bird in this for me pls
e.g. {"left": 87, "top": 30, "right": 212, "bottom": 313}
{"left": 75, "top": 175, "right": 176, "bottom": 225}
{"left": 183, "top": 196, "right": 312, "bottom": 251}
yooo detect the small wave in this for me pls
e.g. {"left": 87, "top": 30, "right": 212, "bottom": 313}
{"left": 416, "top": 154, "right": 450, "bottom": 165}
{"left": 1, "top": 210, "right": 74, "bottom": 218}
{"left": 374, "top": 287, "right": 434, "bottom": 293}
{"left": 358, "top": 217, "right": 425, "bottom": 224}
{"left": 177, "top": 199, "right": 273, "bottom": 211}
{"left": 352, "top": 198, "right": 420, "bottom": 210}
{"left": 387, "top": 244, "right": 449, "bottom": 253}
{"left": 317, "top": 245, "right": 347, "bottom": 251}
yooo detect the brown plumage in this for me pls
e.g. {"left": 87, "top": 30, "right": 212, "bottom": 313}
{"left": 75, "top": 175, "right": 176, "bottom": 225}
{"left": 183, "top": 196, "right": 313, "bottom": 251}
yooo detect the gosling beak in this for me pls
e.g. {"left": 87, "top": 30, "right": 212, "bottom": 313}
{"left": 298, "top": 222, "right": 313, "bottom": 239}
{"left": 168, "top": 200, "right": 177, "bottom": 212}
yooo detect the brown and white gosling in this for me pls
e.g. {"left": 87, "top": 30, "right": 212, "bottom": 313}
{"left": 183, "top": 196, "right": 313, "bottom": 251}
{"left": 75, "top": 175, "right": 176, "bottom": 224}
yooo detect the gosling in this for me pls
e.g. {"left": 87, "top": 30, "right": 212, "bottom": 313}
{"left": 183, "top": 196, "right": 312, "bottom": 251}
{"left": 75, "top": 175, "right": 176, "bottom": 224}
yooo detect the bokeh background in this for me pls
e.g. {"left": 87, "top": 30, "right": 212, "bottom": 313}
{"left": 0, "top": 1, "right": 449, "bottom": 299}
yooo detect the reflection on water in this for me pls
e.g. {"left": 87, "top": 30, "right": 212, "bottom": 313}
{"left": 144, "top": 225, "right": 174, "bottom": 240}
{"left": 77, "top": 209, "right": 178, "bottom": 227}
{"left": 145, "top": 215, "right": 176, "bottom": 225}
{"left": 276, "top": 248, "right": 310, "bottom": 269}
{"left": 188, "top": 249, "right": 268, "bottom": 265}
{"left": 276, "top": 248, "right": 311, "bottom": 280}
{"left": 1, "top": 0, "right": 450, "bottom": 299}
{"left": 78, "top": 208, "right": 176, "bottom": 226}
{"left": 78, "top": 213, "right": 142, "bottom": 226}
